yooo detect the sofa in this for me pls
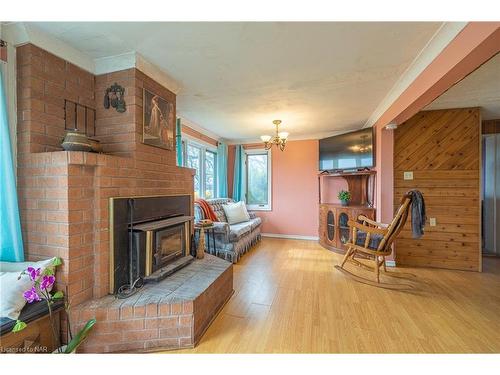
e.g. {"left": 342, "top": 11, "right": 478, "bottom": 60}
{"left": 194, "top": 198, "right": 262, "bottom": 263}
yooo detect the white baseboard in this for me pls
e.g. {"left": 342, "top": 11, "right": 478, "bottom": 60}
{"left": 385, "top": 260, "right": 396, "bottom": 267}
{"left": 261, "top": 233, "right": 319, "bottom": 241}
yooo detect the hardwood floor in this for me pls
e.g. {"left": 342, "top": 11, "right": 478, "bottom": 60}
{"left": 170, "top": 238, "right": 500, "bottom": 353}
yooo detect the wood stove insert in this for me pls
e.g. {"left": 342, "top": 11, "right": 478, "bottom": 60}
{"left": 132, "top": 215, "right": 193, "bottom": 282}
{"left": 109, "top": 195, "right": 193, "bottom": 295}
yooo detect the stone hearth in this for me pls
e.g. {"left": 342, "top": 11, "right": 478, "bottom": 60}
{"left": 70, "top": 254, "right": 233, "bottom": 353}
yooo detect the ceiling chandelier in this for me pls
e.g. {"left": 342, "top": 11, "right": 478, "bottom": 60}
{"left": 260, "top": 120, "right": 289, "bottom": 151}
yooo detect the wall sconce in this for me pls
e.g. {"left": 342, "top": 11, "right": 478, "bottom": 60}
{"left": 104, "top": 83, "right": 126, "bottom": 113}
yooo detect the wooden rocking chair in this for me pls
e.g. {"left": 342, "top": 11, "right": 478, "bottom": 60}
{"left": 335, "top": 193, "right": 415, "bottom": 290}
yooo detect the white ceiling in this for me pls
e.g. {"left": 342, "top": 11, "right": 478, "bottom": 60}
{"left": 426, "top": 52, "right": 500, "bottom": 120}
{"left": 27, "top": 22, "right": 442, "bottom": 141}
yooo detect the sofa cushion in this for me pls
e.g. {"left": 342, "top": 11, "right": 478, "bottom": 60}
{"left": 249, "top": 217, "right": 262, "bottom": 230}
{"left": 0, "top": 257, "right": 58, "bottom": 321}
{"left": 223, "top": 201, "right": 250, "bottom": 224}
{"left": 229, "top": 222, "right": 252, "bottom": 242}
{"left": 354, "top": 231, "right": 384, "bottom": 251}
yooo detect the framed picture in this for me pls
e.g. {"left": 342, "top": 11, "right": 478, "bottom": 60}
{"left": 142, "top": 88, "right": 175, "bottom": 150}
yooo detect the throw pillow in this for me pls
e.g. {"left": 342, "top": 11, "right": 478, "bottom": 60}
{"left": 223, "top": 201, "right": 250, "bottom": 225}
{"left": 0, "top": 257, "right": 57, "bottom": 320}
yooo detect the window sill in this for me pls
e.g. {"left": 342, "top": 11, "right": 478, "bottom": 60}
{"left": 247, "top": 206, "right": 272, "bottom": 212}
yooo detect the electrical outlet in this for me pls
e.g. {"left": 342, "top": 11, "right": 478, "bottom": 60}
{"left": 429, "top": 218, "right": 437, "bottom": 227}
{"left": 403, "top": 171, "right": 413, "bottom": 180}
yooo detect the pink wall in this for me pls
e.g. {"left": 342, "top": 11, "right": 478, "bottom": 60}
{"left": 255, "top": 140, "right": 319, "bottom": 237}
{"left": 320, "top": 177, "right": 348, "bottom": 204}
{"left": 375, "top": 124, "right": 394, "bottom": 224}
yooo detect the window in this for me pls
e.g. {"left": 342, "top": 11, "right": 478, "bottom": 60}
{"left": 184, "top": 139, "right": 217, "bottom": 199}
{"left": 245, "top": 149, "right": 271, "bottom": 210}
{"left": 186, "top": 143, "right": 202, "bottom": 198}
{"left": 204, "top": 150, "right": 217, "bottom": 199}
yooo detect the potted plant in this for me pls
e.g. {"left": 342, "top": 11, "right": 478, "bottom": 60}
{"left": 11, "top": 257, "right": 96, "bottom": 353}
{"left": 338, "top": 190, "right": 351, "bottom": 206}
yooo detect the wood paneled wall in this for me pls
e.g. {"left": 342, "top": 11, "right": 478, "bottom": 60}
{"left": 482, "top": 119, "right": 500, "bottom": 134}
{"left": 393, "top": 108, "right": 481, "bottom": 271}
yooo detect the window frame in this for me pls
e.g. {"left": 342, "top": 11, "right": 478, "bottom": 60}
{"left": 204, "top": 148, "right": 217, "bottom": 199}
{"left": 245, "top": 148, "right": 272, "bottom": 211}
{"left": 182, "top": 136, "right": 218, "bottom": 199}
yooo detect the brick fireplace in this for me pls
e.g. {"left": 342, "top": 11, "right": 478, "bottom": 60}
{"left": 15, "top": 44, "right": 233, "bottom": 352}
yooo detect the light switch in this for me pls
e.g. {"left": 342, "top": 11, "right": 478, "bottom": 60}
{"left": 403, "top": 171, "right": 414, "bottom": 180}
{"left": 429, "top": 218, "right": 437, "bottom": 227}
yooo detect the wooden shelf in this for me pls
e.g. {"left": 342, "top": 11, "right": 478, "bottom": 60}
{"left": 319, "top": 203, "right": 376, "bottom": 254}
{"left": 321, "top": 203, "right": 374, "bottom": 209}
{"left": 318, "top": 170, "right": 376, "bottom": 207}
{"left": 318, "top": 168, "right": 377, "bottom": 254}
{"left": 318, "top": 170, "right": 376, "bottom": 178}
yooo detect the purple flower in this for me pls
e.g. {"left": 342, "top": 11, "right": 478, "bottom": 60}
{"left": 23, "top": 287, "right": 41, "bottom": 304}
{"left": 40, "top": 275, "right": 55, "bottom": 291}
{"left": 26, "top": 267, "right": 41, "bottom": 281}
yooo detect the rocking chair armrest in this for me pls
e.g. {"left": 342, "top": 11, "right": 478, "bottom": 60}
{"left": 357, "top": 215, "right": 389, "bottom": 228}
{"left": 347, "top": 220, "right": 387, "bottom": 235}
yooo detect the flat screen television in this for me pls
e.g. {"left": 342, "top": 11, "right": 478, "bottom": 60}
{"left": 319, "top": 128, "right": 375, "bottom": 172}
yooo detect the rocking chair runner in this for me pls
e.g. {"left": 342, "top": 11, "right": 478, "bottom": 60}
{"left": 335, "top": 193, "right": 414, "bottom": 289}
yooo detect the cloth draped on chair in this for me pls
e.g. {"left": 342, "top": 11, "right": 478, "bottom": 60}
{"left": 0, "top": 69, "right": 24, "bottom": 262}
{"left": 217, "top": 141, "right": 228, "bottom": 197}
{"left": 175, "top": 118, "right": 183, "bottom": 167}
{"left": 195, "top": 199, "right": 219, "bottom": 222}
{"left": 232, "top": 145, "right": 245, "bottom": 201}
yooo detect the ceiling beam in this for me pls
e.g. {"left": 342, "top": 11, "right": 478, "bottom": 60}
{"left": 373, "top": 22, "right": 500, "bottom": 129}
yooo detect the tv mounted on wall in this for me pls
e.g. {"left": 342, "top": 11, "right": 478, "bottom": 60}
{"left": 319, "top": 128, "right": 375, "bottom": 172}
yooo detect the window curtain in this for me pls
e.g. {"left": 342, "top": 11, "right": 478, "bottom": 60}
{"left": 0, "top": 69, "right": 24, "bottom": 262}
{"left": 216, "top": 141, "right": 228, "bottom": 197}
{"left": 176, "top": 118, "right": 183, "bottom": 166}
{"left": 232, "top": 145, "right": 245, "bottom": 202}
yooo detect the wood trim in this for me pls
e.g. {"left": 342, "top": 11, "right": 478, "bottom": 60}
{"left": 182, "top": 124, "right": 218, "bottom": 147}
{"left": 482, "top": 119, "right": 500, "bottom": 134}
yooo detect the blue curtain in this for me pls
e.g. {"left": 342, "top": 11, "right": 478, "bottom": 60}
{"left": 176, "top": 118, "right": 183, "bottom": 166}
{"left": 232, "top": 145, "right": 245, "bottom": 202}
{"left": 0, "top": 69, "right": 24, "bottom": 262}
{"left": 216, "top": 142, "right": 228, "bottom": 197}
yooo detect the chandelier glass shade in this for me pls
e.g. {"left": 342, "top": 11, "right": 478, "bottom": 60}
{"left": 260, "top": 120, "right": 289, "bottom": 151}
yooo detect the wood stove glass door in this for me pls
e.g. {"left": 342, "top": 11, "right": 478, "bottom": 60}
{"left": 153, "top": 224, "right": 186, "bottom": 271}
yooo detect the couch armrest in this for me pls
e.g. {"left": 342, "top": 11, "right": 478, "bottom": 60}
{"left": 212, "top": 222, "right": 230, "bottom": 242}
